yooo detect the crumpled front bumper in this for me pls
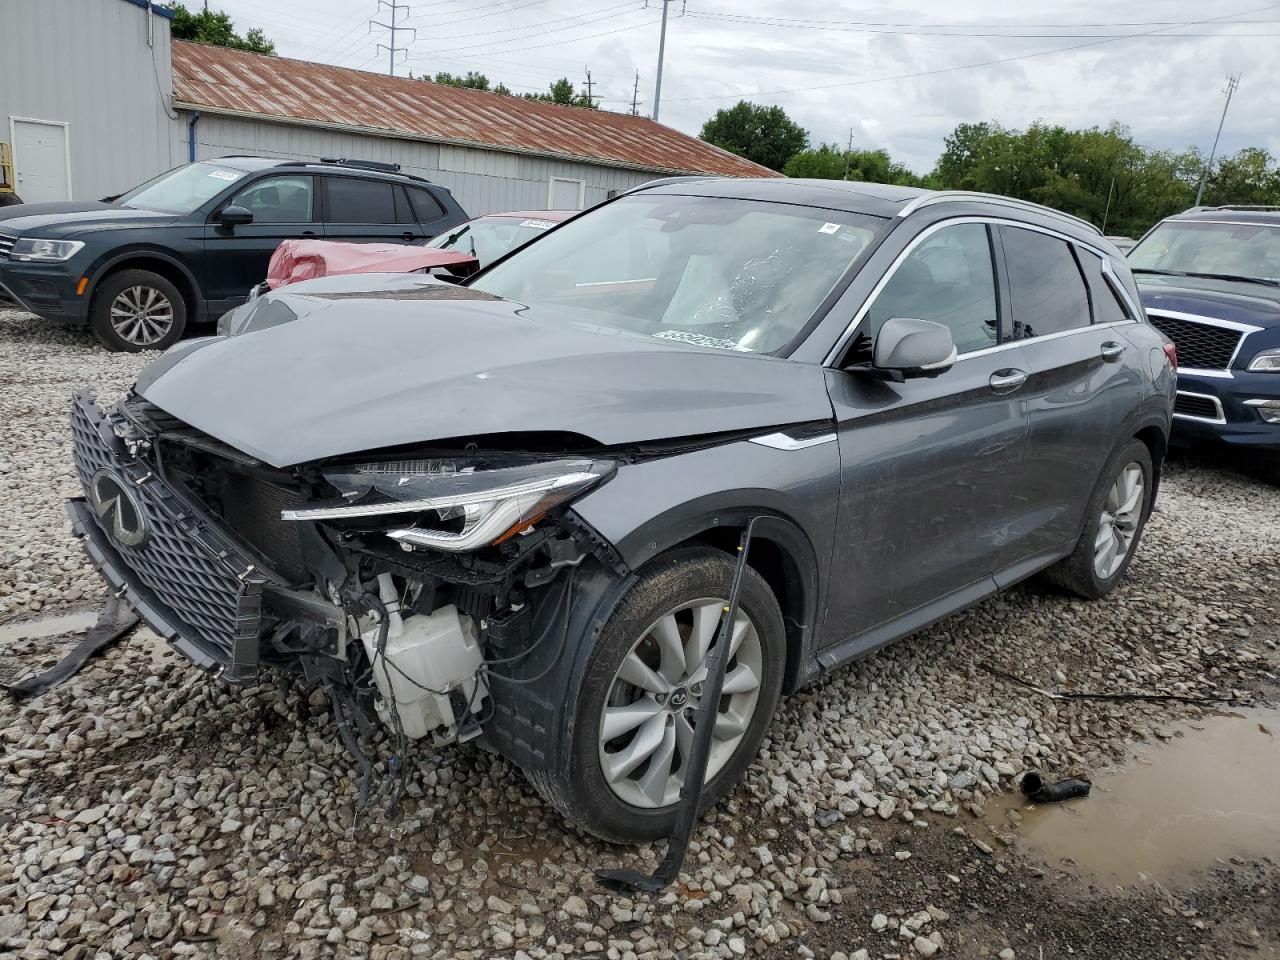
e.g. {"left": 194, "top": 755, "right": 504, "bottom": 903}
{"left": 66, "top": 391, "right": 268, "bottom": 683}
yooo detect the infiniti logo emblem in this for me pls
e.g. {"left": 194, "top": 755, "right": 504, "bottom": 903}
{"left": 89, "top": 470, "right": 149, "bottom": 547}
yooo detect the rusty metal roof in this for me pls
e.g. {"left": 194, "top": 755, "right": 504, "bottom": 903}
{"left": 171, "top": 42, "right": 779, "bottom": 179}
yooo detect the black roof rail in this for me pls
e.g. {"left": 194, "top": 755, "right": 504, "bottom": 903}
{"left": 273, "top": 158, "right": 434, "bottom": 185}
{"left": 1184, "top": 203, "right": 1280, "bottom": 213}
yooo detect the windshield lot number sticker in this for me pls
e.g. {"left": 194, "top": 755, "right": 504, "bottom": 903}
{"left": 208, "top": 170, "right": 239, "bottom": 181}
{"left": 819, "top": 222, "right": 842, "bottom": 234}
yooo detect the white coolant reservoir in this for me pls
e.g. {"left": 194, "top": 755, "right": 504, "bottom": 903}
{"left": 360, "top": 586, "right": 487, "bottom": 744}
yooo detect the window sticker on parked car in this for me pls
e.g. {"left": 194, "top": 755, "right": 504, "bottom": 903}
{"left": 653, "top": 329, "right": 752, "bottom": 351}
{"left": 819, "top": 222, "right": 841, "bottom": 235}
{"left": 208, "top": 170, "right": 240, "bottom": 181}
{"left": 519, "top": 219, "right": 556, "bottom": 229}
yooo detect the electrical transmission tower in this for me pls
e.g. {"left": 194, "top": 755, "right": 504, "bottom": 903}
{"left": 1195, "top": 75, "right": 1241, "bottom": 207}
{"left": 370, "top": 1, "right": 414, "bottom": 77}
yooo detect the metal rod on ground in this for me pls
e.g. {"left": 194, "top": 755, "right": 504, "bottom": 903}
{"left": 594, "top": 518, "right": 758, "bottom": 894}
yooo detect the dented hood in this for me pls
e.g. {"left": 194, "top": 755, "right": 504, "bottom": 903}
{"left": 135, "top": 282, "right": 831, "bottom": 467}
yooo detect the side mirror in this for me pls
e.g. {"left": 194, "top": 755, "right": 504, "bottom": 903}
{"left": 873, "top": 316, "right": 957, "bottom": 378}
{"left": 218, "top": 205, "right": 254, "bottom": 228}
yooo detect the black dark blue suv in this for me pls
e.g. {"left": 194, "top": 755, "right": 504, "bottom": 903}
{"left": 1129, "top": 205, "right": 1280, "bottom": 474}
{"left": 0, "top": 157, "right": 468, "bottom": 351}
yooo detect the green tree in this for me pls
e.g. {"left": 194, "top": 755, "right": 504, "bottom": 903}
{"left": 522, "top": 77, "right": 596, "bottom": 109}
{"left": 170, "top": 3, "right": 275, "bottom": 54}
{"left": 1201, "top": 147, "right": 1280, "bottom": 207}
{"left": 699, "top": 101, "right": 808, "bottom": 173}
{"left": 784, "top": 144, "right": 925, "bottom": 186}
{"left": 431, "top": 71, "right": 491, "bottom": 91}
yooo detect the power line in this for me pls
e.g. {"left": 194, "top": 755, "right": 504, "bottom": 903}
{"left": 409, "top": 1, "right": 638, "bottom": 43}
{"left": 681, "top": 6, "right": 1280, "bottom": 29}
{"left": 404, "top": 0, "right": 548, "bottom": 27}
{"left": 411, "top": 11, "right": 657, "bottom": 58}
{"left": 667, "top": 2, "right": 1280, "bottom": 102}
{"left": 370, "top": 0, "right": 415, "bottom": 76}
{"left": 684, "top": 10, "right": 1280, "bottom": 37}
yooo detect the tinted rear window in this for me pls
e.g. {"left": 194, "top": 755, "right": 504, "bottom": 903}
{"left": 326, "top": 178, "right": 396, "bottom": 223}
{"left": 408, "top": 187, "right": 446, "bottom": 223}
{"left": 1079, "top": 253, "right": 1131, "bottom": 324}
{"left": 1003, "top": 227, "right": 1091, "bottom": 338}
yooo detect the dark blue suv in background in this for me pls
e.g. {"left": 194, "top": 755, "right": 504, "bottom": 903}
{"left": 0, "top": 157, "right": 467, "bottom": 351}
{"left": 1129, "top": 206, "right": 1280, "bottom": 476}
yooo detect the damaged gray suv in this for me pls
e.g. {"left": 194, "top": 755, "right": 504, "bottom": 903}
{"left": 68, "top": 179, "right": 1174, "bottom": 842}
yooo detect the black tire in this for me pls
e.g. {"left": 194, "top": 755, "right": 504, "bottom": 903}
{"left": 89, "top": 269, "right": 187, "bottom": 352}
{"left": 1043, "top": 438, "right": 1154, "bottom": 599}
{"left": 527, "top": 548, "right": 786, "bottom": 843}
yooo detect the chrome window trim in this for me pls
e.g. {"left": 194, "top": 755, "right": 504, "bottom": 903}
{"left": 748, "top": 432, "right": 837, "bottom": 451}
{"left": 895, "top": 191, "right": 1102, "bottom": 236}
{"left": 1173, "top": 389, "right": 1226, "bottom": 425}
{"left": 1145, "top": 308, "right": 1261, "bottom": 379}
{"left": 823, "top": 215, "right": 1134, "bottom": 367}
{"left": 1166, "top": 218, "right": 1280, "bottom": 229}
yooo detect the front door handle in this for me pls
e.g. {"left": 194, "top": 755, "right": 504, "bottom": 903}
{"left": 400, "top": 231, "right": 417, "bottom": 241}
{"left": 300, "top": 230, "right": 317, "bottom": 237}
{"left": 989, "top": 368, "right": 1028, "bottom": 393}
{"left": 1100, "top": 340, "right": 1124, "bottom": 362}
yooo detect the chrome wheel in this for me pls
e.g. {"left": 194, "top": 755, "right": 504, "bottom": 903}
{"left": 598, "top": 598, "right": 764, "bottom": 809}
{"left": 110, "top": 285, "right": 174, "bottom": 346}
{"left": 1094, "top": 462, "right": 1145, "bottom": 580}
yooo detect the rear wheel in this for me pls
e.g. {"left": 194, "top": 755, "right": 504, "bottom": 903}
{"left": 89, "top": 269, "right": 187, "bottom": 351}
{"left": 527, "top": 548, "right": 785, "bottom": 843}
{"left": 1044, "top": 438, "right": 1153, "bottom": 599}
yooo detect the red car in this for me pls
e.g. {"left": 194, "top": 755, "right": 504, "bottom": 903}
{"left": 263, "top": 210, "right": 573, "bottom": 291}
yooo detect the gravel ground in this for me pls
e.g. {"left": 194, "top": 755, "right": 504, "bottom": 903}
{"left": 2, "top": 307, "right": 1279, "bottom": 960}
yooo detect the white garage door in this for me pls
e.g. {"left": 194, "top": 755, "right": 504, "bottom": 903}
{"left": 548, "top": 176, "right": 584, "bottom": 210}
{"left": 11, "top": 118, "right": 71, "bottom": 203}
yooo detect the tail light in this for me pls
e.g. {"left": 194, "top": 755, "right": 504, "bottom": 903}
{"left": 1162, "top": 342, "right": 1178, "bottom": 370}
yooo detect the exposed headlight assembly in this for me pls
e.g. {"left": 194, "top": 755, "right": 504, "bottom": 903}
{"left": 1248, "top": 347, "right": 1280, "bottom": 372}
{"left": 282, "top": 458, "right": 615, "bottom": 552}
{"left": 9, "top": 238, "right": 85, "bottom": 262}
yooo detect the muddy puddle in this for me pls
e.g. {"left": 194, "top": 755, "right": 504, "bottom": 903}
{"left": 983, "top": 705, "right": 1280, "bottom": 887}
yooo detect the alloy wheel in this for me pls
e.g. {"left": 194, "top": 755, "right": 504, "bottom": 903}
{"left": 1094, "top": 461, "right": 1145, "bottom": 580}
{"left": 598, "top": 598, "right": 764, "bottom": 809}
{"left": 110, "top": 285, "right": 175, "bottom": 347}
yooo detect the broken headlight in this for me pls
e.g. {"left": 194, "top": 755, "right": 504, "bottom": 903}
{"left": 281, "top": 458, "right": 614, "bottom": 552}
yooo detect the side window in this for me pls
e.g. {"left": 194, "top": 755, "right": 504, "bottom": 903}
{"left": 866, "top": 222, "right": 999, "bottom": 355}
{"left": 227, "top": 176, "right": 314, "bottom": 223}
{"left": 1003, "top": 227, "right": 1092, "bottom": 338}
{"left": 1079, "top": 253, "right": 1132, "bottom": 324}
{"left": 325, "top": 177, "right": 397, "bottom": 224}
{"left": 407, "top": 187, "right": 446, "bottom": 223}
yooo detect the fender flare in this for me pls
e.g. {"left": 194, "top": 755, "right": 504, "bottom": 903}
{"left": 85, "top": 247, "right": 205, "bottom": 323}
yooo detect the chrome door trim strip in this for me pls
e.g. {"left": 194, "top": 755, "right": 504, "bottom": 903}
{"left": 748, "top": 432, "right": 838, "bottom": 451}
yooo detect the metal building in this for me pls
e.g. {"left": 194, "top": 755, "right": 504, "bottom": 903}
{"left": 0, "top": 0, "right": 773, "bottom": 214}
{"left": 0, "top": 0, "right": 181, "bottom": 203}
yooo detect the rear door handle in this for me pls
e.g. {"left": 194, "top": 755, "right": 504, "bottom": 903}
{"left": 400, "top": 231, "right": 417, "bottom": 241}
{"left": 1100, "top": 341, "right": 1124, "bottom": 362}
{"left": 300, "top": 230, "right": 317, "bottom": 237}
{"left": 989, "top": 368, "right": 1028, "bottom": 393}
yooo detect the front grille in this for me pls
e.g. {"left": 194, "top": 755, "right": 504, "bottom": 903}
{"left": 1174, "top": 392, "right": 1224, "bottom": 422}
{"left": 70, "top": 395, "right": 263, "bottom": 663}
{"left": 1147, "top": 313, "right": 1243, "bottom": 370}
{"left": 0, "top": 230, "right": 14, "bottom": 260}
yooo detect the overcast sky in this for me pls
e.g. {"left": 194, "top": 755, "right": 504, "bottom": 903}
{"left": 202, "top": 0, "right": 1280, "bottom": 173}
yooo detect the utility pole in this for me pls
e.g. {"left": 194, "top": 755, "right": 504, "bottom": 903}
{"left": 652, "top": 0, "right": 683, "bottom": 122}
{"left": 370, "top": 0, "right": 414, "bottom": 77}
{"left": 841, "top": 128, "right": 854, "bottom": 180}
{"left": 631, "top": 71, "right": 642, "bottom": 115}
{"left": 584, "top": 68, "right": 596, "bottom": 107}
{"left": 1195, "top": 75, "right": 1240, "bottom": 207}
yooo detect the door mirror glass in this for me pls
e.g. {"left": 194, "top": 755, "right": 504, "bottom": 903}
{"left": 218, "top": 205, "right": 254, "bottom": 228}
{"left": 873, "top": 316, "right": 957, "bottom": 377}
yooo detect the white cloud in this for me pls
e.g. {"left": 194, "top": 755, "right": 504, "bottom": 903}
{"left": 209, "top": 0, "right": 1280, "bottom": 172}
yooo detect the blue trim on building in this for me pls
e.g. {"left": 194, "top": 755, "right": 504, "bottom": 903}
{"left": 119, "top": 0, "right": 175, "bottom": 20}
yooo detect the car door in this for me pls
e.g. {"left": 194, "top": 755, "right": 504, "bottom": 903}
{"left": 822, "top": 220, "right": 1034, "bottom": 645}
{"left": 322, "top": 176, "right": 419, "bottom": 244}
{"left": 203, "top": 174, "right": 320, "bottom": 313}
{"left": 995, "top": 224, "right": 1144, "bottom": 565}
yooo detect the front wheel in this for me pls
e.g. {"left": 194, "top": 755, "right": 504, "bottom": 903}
{"left": 89, "top": 269, "right": 187, "bottom": 351}
{"left": 527, "top": 548, "right": 785, "bottom": 843}
{"left": 1044, "top": 438, "right": 1153, "bottom": 599}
